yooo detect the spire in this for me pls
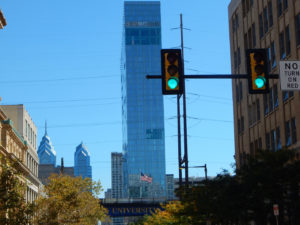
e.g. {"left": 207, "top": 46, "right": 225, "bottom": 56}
{"left": 45, "top": 120, "right": 48, "bottom": 136}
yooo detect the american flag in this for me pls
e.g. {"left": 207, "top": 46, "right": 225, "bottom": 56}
{"left": 140, "top": 172, "right": 152, "bottom": 183}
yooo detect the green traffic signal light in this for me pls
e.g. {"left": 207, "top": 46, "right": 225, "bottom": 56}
{"left": 254, "top": 76, "right": 266, "bottom": 88}
{"left": 167, "top": 77, "right": 179, "bottom": 89}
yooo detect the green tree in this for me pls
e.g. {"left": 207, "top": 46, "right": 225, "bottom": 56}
{"left": 0, "top": 157, "right": 35, "bottom": 225}
{"left": 34, "top": 174, "right": 107, "bottom": 225}
{"left": 179, "top": 149, "right": 300, "bottom": 225}
{"left": 144, "top": 149, "right": 300, "bottom": 225}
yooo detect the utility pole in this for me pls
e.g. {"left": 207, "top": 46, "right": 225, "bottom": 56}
{"left": 180, "top": 13, "right": 189, "bottom": 187}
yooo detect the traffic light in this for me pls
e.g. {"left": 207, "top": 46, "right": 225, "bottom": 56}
{"left": 161, "top": 49, "right": 183, "bottom": 95}
{"left": 246, "top": 49, "right": 269, "bottom": 94}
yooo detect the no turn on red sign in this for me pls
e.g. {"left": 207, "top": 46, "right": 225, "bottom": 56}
{"left": 273, "top": 204, "right": 279, "bottom": 216}
{"left": 279, "top": 61, "right": 300, "bottom": 90}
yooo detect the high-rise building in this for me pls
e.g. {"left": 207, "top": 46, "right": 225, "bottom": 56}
{"left": 0, "top": 105, "right": 41, "bottom": 202}
{"left": 165, "top": 174, "right": 175, "bottom": 200}
{"left": 121, "top": 1, "right": 166, "bottom": 198}
{"left": 111, "top": 152, "right": 123, "bottom": 198}
{"left": 74, "top": 142, "right": 92, "bottom": 179}
{"left": 228, "top": 0, "right": 300, "bottom": 168}
{"left": 37, "top": 122, "right": 56, "bottom": 165}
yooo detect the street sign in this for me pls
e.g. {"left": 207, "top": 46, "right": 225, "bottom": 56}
{"left": 279, "top": 61, "right": 300, "bottom": 90}
{"left": 273, "top": 204, "right": 279, "bottom": 216}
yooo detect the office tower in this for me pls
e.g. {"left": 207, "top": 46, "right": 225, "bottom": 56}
{"left": 165, "top": 174, "right": 175, "bottom": 200}
{"left": 74, "top": 142, "right": 92, "bottom": 179}
{"left": 111, "top": 152, "right": 123, "bottom": 198}
{"left": 37, "top": 122, "right": 56, "bottom": 165}
{"left": 0, "top": 105, "right": 40, "bottom": 202}
{"left": 121, "top": 1, "right": 166, "bottom": 198}
{"left": 228, "top": 0, "right": 300, "bottom": 168}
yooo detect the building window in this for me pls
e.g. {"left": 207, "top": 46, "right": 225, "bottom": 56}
{"left": 234, "top": 51, "right": 237, "bottom": 69}
{"left": 285, "top": 26, "right": 291, "bottom": 55}
{"left": 237, "top": 47, "right": 241, "bottom": 66}
{"left": 283, "top": 0, "right": 288, "bottom": 11}
{"left": 232, "top": 14, "right": 239, "bottom": 32}
{"left": 25, "top": 120, "right": 28, "bottom": 137}
{"left": 285, "top": 120, "right": 291, "bottom": 146}
{"left": 269, "top": 87, "right": 274, "bottom": 111}
{"left": 278, "top": 0, "right": 283, "bottom": 17}
{"left": 264, "top": 94, "right": 269, "bottom": 115}
{"left": 268, "top": 1, "right": 273, "bottom": 27}
{"left": 283, "top": 91, "right": 294, "bottom": 102}
{"left": 248, "top": 28, "right": 253, "bottom": 48}
{"left": 291, "top": 118, "right": 297, "bottom": 144}
{"left": 274, "top": 84, "right": 278, "bottom": 108}
{"left": 276, "top": 127, "right": 281, "bottom": 150}
{"left": 266, "top": 133, "right": 271, "bottom": 150}
{"left": 248, "top": 105, "right": 253, "bottom": 126}
{"left": 252, "top": 23, "right": 256, "bottom": 47}
{"left": 271, "top": 129, "right": 276, "bottom": 151}
{"left": 244, "top": 33, "right": 248, "bottom": 49}
{"left": 267, "top": 46, "right": 271, "bottom": 72}
{"left": 296, "top": 14, "right": 300, "bottom": 46}
{"left": 250, "top": 142, "right": 254, "bottom": 155}
{"left": 256, "top": 99, "right": 260, "bottom": 121}
{"left": 271, "top": 41, "right": 276, "bottom": 68}
{"left": 241, "top": 116, "right": 245, "bottom": 132}
{"left": 263, "top": 7, "right": 269, "bottom": 33}
{"left": 279, "top": 32, "right": 286, "bottom": 59}
{"left": 258, "top": 137, "right": 262, "bottom": 149}
{"left": 283, "top": 91, "right": 289, "bottom": 102}
{"left": 235, "top": 14, "right": 239, "bottom": 30}
{"left": 239, "top": 81, "right": 243, "bottom": 100}
{"left": 232, "top": 18, "right": 236, "bottom": 32}
{"left": 259, "top": 14, "right": 264, "bottom": 39}
{"left": 236, "top": 84, "right": 240, "bottom": 103}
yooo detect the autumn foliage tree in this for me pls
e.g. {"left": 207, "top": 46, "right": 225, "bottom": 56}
{"left": 0, "top": 157, "right": 35, "bottom": 225}
{"left": 137, "top": 201, "right": 193, "bottom": 225}
{"left": 34, "top": 174, "right": 107, "bottom": 225}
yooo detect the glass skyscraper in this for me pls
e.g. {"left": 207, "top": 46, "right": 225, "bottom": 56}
{"left": 121, "top": 1, "right": 166, "bottom": 198}
{"left": 38, "top": 123, "right": 56, "bottom": 165}
{"left": 74, "top": 143, "right": 92, "bottom": 179}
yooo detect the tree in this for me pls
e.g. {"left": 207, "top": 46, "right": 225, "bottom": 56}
{"left": 178, "top": 149, "right": 300, "bottom": 225}
{"left": 138, "top": 201, "right": 192, "bottom": 225}
{"left": 0, "top": 156, "right": 35, "bottom": 225}
{"left": 34, "top": 174, "right": 107, "bottom": 225}
{"left": 143, "top": 149, "right": 300, "bottom": 225}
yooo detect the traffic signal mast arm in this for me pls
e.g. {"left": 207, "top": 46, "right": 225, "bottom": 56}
{"left": 146, "top": 74, "right": 279, "bottom": 79}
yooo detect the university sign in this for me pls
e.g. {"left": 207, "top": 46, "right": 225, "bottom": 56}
{"left": 101, "top": 201, "right": 164, "bottom": 217}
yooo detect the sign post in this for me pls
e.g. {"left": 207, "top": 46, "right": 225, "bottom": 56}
{"left": 273, "top": 204, "right": 279, "bottom": 225}
{"left": 279, "top": 61, "right": 300, "bottom": 91}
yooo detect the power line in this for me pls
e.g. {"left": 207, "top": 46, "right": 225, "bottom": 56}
{"left": 50, "top": 134, "right": 233, "bottom": 147}
{"left": 0, "top": 74, "right": 120, "bottom": 84}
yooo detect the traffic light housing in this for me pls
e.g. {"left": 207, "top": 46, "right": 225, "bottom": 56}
{"left": 161, "top": 49, "right": 183, "bottom": 95}
{"left": 246, "top": 49, "right": 269, "bottom": 94}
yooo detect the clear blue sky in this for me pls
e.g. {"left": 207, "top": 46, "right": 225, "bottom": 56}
{"left": 0, "top": 0, "right": 233, "bottom": 196}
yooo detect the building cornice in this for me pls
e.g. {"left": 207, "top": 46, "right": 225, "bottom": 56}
{"left": 0, "top": 9, "right": 7, "bottom": 29}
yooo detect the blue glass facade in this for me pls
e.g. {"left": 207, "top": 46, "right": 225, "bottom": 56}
{"left": 121, "top": 1, "right": 166, "bottom": 198}
{"left": 38, "top": 124, "right": 56, "bottom": 165}
{"left": 74, "top": 143, "right": 92, "bottom": 179}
